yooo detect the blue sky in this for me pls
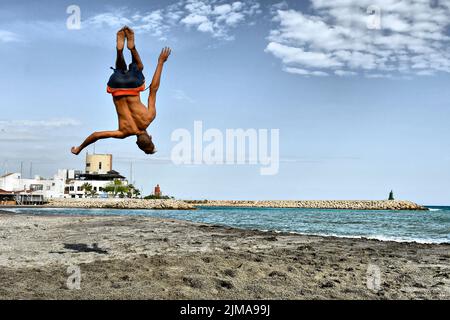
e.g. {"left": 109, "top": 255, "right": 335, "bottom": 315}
{"left": 0, "top": 0, "right": 449, "bottom": 204}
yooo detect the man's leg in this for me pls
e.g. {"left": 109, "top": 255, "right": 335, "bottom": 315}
{"left": 148, "top": 47, "right": 172, "bottom": 114}
{"left": 124, "top": 27, "right": 144, "bottom": 71}
{"left": 116, "top": 28, "right": 127, "bottom": 71}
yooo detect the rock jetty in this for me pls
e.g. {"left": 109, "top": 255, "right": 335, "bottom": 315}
{"left": 187, "top": 200, "right": 428, "bottom": 211}
{"left": 46, "top": 198, "right": 196, "bottom": 210}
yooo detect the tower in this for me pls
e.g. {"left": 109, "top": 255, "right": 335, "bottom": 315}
{"left": 85, "top": 154, "right": 113, "bottom": 174}
{"left": 154, "top": 184, "right": 161, "bottom": 197}
{"left": 388, "top": 190, "right": 395, "bottom": 201}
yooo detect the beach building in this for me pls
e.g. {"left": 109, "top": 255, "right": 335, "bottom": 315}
{"left": 0, "top": 173, "right": 19, "bottom": 191}
{"left": 0, "top": 170, "right": 68, "bottom": 204}
{"left": 0, "top": 189, "right": 16, "bottom": 205}
{"left": 65, "top": 169, "right": 127, "bottom": 199}
{"left": 0, "top": 154, "right": 129, "bottom": 203}
{"left": 61, "top": 154, "right": 128, "bottom": 199}
{"left": 0, "top": 172, "right": 65, "bottom": 200}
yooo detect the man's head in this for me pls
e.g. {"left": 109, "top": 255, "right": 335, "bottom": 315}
{"left": 136, "top": 131, "right": 156, "bottom": 154}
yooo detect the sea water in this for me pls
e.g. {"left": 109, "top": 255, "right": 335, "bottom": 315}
{"left": 7, "top": 206, "right": 450, "bottom": 244}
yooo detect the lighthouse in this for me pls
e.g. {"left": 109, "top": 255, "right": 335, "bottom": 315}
{"left": 154, "top": 184, "right": 161, "bottom": 197}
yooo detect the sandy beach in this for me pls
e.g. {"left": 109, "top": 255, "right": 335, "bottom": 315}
{"left": 0, "top": 210, "right": 449, "bottom": 300}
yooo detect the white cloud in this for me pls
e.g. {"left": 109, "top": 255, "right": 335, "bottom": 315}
{"left": 82, "top": 0, "right": 261, "bottom": 41}
{"left": 271, "top": 1, "right": 289, "bottom": 12}
{"left": 335, "top": 70, "right": 357, "bottom": 76}
{"left": 284, "top": 67, "right": 329, "bottom": 77}
{"left": 364, "top": 73, "right": 393, "bottom": 79}
{"left": 84, "top": 8, "right": 171, "bottom": 40}
{"left": 214, "top": 4, "right": 233, "bottom": 16}
{"left": 0, "top": 118, "right": 82, "bottom": 154}
{"left": 180, "top": 0, "right": 261, "bottom": 40}
{"left": 266, "top": 0, "right": 450, "bottom": 77}
{"left": 416, "top": 69, "right": 435, "bottom": 76}
{"left": 0, "top": 118, "right": 81, "bottom": 129}
{"left": 173, "top": 89, "right": 196, "bottom": 103}
{"left": 266, "top": 42, "right": 342, "bottom": 68}
{"left": 0, "top": 30, "right": 21, "bottom": 43}
{"left": 87, "top": 13, "right": 132, "bottom": 28}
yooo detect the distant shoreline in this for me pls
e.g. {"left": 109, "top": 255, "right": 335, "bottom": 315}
{"left": 0, "top": 199, "right": 428, "bottom": 211}
{"left": 187, "top": 200, "right": 429, "bottom": 211}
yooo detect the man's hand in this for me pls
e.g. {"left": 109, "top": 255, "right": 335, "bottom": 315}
{"left": 158, "top": 47, "right": 172, "bottom": 64}
{"left": 71, "top": 146, "right": 81, "bottom": 155}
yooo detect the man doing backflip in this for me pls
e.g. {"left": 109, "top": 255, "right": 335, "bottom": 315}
{"left": 71, "top": 26, "right": 171, "bottom": 155}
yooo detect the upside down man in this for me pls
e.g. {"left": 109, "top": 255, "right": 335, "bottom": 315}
{"left": 71, "top": 26, "right": 171, "bottom": 156}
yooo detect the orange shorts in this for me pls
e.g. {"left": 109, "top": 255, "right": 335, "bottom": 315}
{"left": 107, "top": 84, "right": 146, "bottom": 97}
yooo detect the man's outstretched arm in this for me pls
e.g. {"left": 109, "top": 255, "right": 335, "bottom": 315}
{"left": 71, "top": 130, "right": 126, "bottom": 155}
{"left": 148, "top": 47, "right": 171, "bottom": 112}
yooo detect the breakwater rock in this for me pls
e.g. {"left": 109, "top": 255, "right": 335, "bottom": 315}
{"left": 46, "top": 198, "right": 196, "bottom": 210}
{"left": 187, "top": 200, "right": 428, "bottom": 211}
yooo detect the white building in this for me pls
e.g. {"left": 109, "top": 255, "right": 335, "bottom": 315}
{"left": 0, "top": 154, "right": 129, "bottom": 202}
{"left": 64, "top": 169, "right": 127, "bottom": 199}
{"left": 0, "top": 172, "right": 65, "bottom": 198}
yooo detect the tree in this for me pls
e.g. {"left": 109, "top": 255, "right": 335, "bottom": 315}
{"left": 144, "top": 194, "right": 173, "bottom": 200}
{"left": 126, "top": 184, "right": 141, "bottom": 199}
{"left": 104, "top": 180, "right": 124, "bottom": 197}
{"left": 81, "top": 183, "right": 93, "bottom": 198}
{"left": 388, "top": 190, "right": 395, "bottom": 201}
{"left": 89, "top": 189, "right": 98, "bottom": 198}
{"left": 103, "top": 180, "right": 134, "bottom": 198}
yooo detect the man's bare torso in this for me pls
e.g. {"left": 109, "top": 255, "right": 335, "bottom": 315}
{"left": 114, "top": 95, "right": 155, "bottom": 137}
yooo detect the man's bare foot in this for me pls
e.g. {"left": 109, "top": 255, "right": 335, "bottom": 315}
{"left": 124, "top": 26, "right": 135, "bottom": 50}
{"left": 158, "top": 47, "right": 172, "bottom": 64}
{"left": 71, "top": 147, "right": 81, "bottom": 155}
{"left": 117, "top": 28, "right": 125, "bottom": 51}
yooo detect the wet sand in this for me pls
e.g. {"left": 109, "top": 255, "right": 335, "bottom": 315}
{"left": 0, "top": 212, "right": 449, "bottom": 300}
